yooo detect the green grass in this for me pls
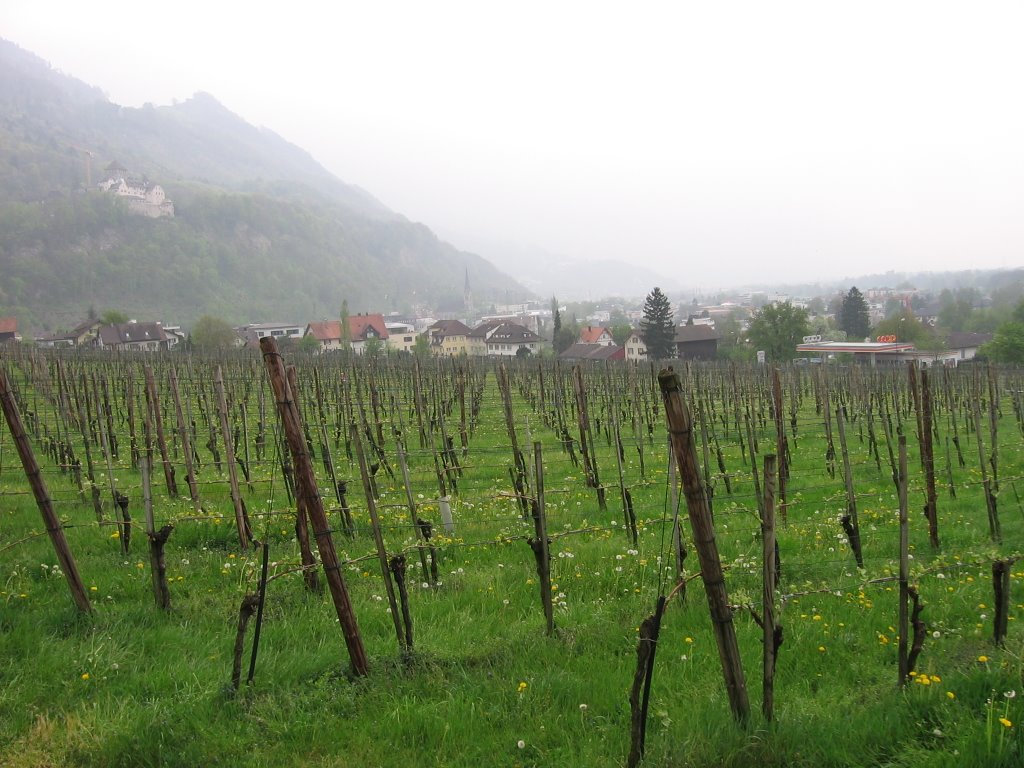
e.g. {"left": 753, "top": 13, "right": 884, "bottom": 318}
{"left": 1, "top": 357, "right": 1022, "bottom": 767}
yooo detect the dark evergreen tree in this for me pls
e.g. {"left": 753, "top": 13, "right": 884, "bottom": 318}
{"left": 838, "top": 287, "right": 871, "bottom": 340}
{"left": 640, "top": 287, "right": 676, "bottom": 359}
{"left": 551, "top": 296, "right": 575, "bottom": 352}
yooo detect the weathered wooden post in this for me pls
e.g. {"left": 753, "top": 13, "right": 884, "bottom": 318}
{"left": 0, "top": 366, "right": 91, "bottom": 613}
{"left": 168, "top": 367, "right": 201, "bottom": 513}
{"left": 144, "top": 365, "right": 178, "bottom": 498}
{"left": 529, "top": 441, "right": 554, "bottom": 636}
{"left": 215, "top": 366, "right": 251, "bottom": 551}
{"left": 260, "top": 338, "right": 368, "bottom": 676}
{"left": 993, "top": 559, "right": 1011, "bottom": 647}
{"left": 836, "top": 405, "right": 864, "bottom": 568}
{"left": 352, "top": 422, "right": 408, "bottom": 654}
{"left": 761, "top": 454, "right": 780, "bottom": 721}
{"left": 658, "top": 367, "right": 749, "bottom": 723}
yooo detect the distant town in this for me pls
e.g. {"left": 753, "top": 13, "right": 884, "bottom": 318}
{"left": 3, "top": 279, "right": 1013, "bottom": 367}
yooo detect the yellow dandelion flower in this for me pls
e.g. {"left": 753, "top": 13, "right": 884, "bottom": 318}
{"left": 999, "top": 717, "right": 1012, "bottom": 728}
{"left": 946, "top": 691, "right": 955, "bottom": 700}
{"left": 81, "top": 673, "right": 90, "bottom": 680}
{"left": 929, "top": 675, "right": 941, "bottom": 683}
{"left": 517, "top": 681, "right": 528, "bottom": 693}
{"left": 818, "top": 646, "right": 826, "bottom": 652}
{"left": 978, "top": 655, "right": 989, "bottom": 663}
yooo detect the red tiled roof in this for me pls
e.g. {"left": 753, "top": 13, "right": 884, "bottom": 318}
{"left": 579, "top": 325, "right": 611, "bottom": 344}
{"left": 347, "top": 313, "right": 389, "bottom": 342}
{"left": 0, "top": 317, "right": 17, "bottom": 335}
{"left": 307, "top": 320, "right": 342, "bottom": 341}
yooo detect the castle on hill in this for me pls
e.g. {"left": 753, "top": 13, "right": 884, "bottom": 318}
{"left": 97, "top": 160, "right": 174, "bottom": 218}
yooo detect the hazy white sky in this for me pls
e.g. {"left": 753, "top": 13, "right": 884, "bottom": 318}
{"left": 4, "top": 1, "right": 1023, "bottom": 288}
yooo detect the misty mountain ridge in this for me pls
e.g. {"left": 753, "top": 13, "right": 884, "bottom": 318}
{"left": 0, "top": 38, "right": 530, "bottom": 330}
{"left": 438, "top": 231, "right": 684, "bottom": 302}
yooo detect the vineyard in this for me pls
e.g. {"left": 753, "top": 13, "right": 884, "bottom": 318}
{"left": 1, "top": 344, "right": 1021, "bottom": 767}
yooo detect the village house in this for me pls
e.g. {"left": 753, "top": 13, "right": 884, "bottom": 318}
{"left": 385, "top": 321, "right": 419, "bottom": 353}
{"left": 426, "top": 319, "right": 474, "bottom": 356}
{"left": 305, "top": 313, "right": 389, "bottom": 354}
{"left": 578, "top": 325, "right": 615, "bottom": 346}
{"left": 95, "top": 321, "right": 170, "bottom": 352}
{"left": 480, "top": 322, "right": 542, "bottom": 357}
{"left": 35, "top": 318, "right": 103, "bottom": 348}
{"left": 945, "top": 331, "right": 993, "bottom": 363}
{"left": 624, "top": 330, "right": 647, "bottom": 361}
{"left": 674, "top": 325, "right": 720, "bottom": 360}
{"left": 237, "top": 322, "right": 305, "bottom": 348}
{"left": 0, "top": 317, "right": 20, "bottom": 344}
{"left": 466, "top": 319, "right": 506, "bottom": 356}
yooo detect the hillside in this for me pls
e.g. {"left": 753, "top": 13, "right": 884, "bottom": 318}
{"left": 0, "top": 39, "right": 530, "bottom": 331}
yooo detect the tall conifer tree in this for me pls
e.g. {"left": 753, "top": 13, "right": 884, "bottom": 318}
{"left": 640, "top": 287, "right": 676, "bottom": 359}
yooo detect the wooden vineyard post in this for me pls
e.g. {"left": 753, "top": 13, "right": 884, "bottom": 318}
{"left": 897, "top": 435, "right": 910, "bottom": 685}
{"left": 992, "top": 559, "right": 1011, "bottom": 647}
{"left": 144, "top": 366, "right": 178, "bottom": 498}
{"left": 771, "top": 369, "right": 788, "bottom": 522}
{"left": 627, "top": 595, "right": 667, "bottom": 768}
{"left": 496, "top": 364, "right": 529, "bottom": 517}
{"left": 668, "top": 442, "right": 687, "bottom": 599}
{"left": 287, "top": 367, "right": 323, "bottom": 594}
{"left": 835, "top": 406, "right": 864, "bottom": 568}
{"left": 573, "top": 365, "right": 607, "bottom": 512}
{"left": 169, "top": 367, "right": 201, "bottom": 514}
{"left": 215, "top": 366, "right": 251, "bottom": 551}
{"left": 142, "top": 444, "right": 173, "bottom": 611}
{"left": 397, "top": 445, "right": 433, "bottom": 583}
{"left": 0, "top": 366, "right": 91, "bottom": 613}
{"left": 352, "top": 421, "right": 408, "bottom": 654}
{"left": 919, "top": 369, "right": 939, "bottom": 549}
{"left": 613, "top": 416, "right": 639, "bottom": 545}
{"left": 970, "top": 386, "right": 1002, "bottom": 543}
{"left": 761, "top": 454, "right": 780, "bottom": 722}
{"left": 658, "top": 368, "right": 749, "bottom": 723}
{"left": 529, "top": 441, "right": 554, "bottom": 636}
{"left": 71, "top": 369, "right": 104, "bottom": 522}
{"left": 260, "top": 338, "right": 369, "bottom": 677}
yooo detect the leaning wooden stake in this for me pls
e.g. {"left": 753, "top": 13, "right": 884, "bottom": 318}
{"left": 658, "top": 367, "right": 749, "bottom": 723}
{"left": 0, "top": 366, "right": 91, "bottom": 613}
{"left": 352, "top": 422, "right": 408, "bottom": 654}
{"left": 215, "top": 366, "right": 251, "bottom": 551}
{"left": 992, "top": 559, "right": 1011, "bottom": 647}
{"left": 168, "top": 368, "right": 201, "bottom": 513}
{"left": 529, "top": 441, "right": 554, "bottom": 636}
{"left": 260, "top": 338, "right": 368, "bottom": 676}
{"left": 231, "top": 594, "right": 260, "bottom": 690}
{"left": 761, "top": 454, "right": 781, "bottom": 721}
{"left": 771, "top": 368, "right": 788, "bottom": 521}
{"left": 919, "top": 369, "right": 939, "bottom": 549}
{"left": 897, "top": 435, "right": 910, "bottom": 685}
{"left": 144, "top": 366, "right": 178, "bottom": 498}
{"left": 836, "top": 406, "right": 864, "bottom": 568}
{"left": 627, "top": 595, "right": 667, "bottom": 768}
{"left": 142, "top": 450, "right": 173, "bottom": 611}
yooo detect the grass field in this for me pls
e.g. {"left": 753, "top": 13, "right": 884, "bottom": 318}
{"left": 1, "top": 353, "right": 1021, "bottom": 767}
